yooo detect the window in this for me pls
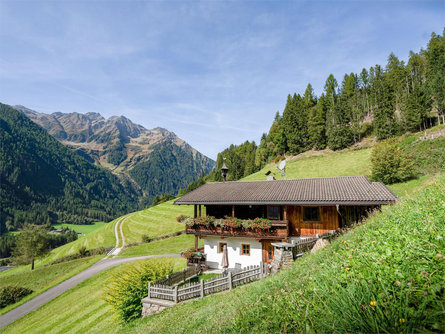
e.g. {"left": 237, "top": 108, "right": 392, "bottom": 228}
{"left": 267, "top": 245, "right": 274, "bottom": 260}
{"left": 218, "top": 242, "right": 227, "bottom": 253}
{"left": 241, "top": 244, "right": 250, "bottom": 256}
{"left": 303, "top": 207, "right": 320, "bottom": 221}
{"left": 268, "top": 206, "right": 280, "bottom": 220}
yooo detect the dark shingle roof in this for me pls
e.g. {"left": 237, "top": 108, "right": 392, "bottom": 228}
{"left": 174, "top": 176, "right": 398, "bottom": 205}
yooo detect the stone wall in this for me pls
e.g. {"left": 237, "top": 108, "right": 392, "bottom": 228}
{"left": 142, "top": 302, "right": 167, "bottom": 317}
{"left": 270, "top": 247, "right": 294, "bottom": 274}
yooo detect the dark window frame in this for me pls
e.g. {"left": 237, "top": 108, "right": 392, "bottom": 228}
{"left": 267, "top": 206, "right": 280, "bottom": 220}
{"left": 303, "top": 206, "right": 321, "bottom": 222}
{"left": 241, "top": 244, "right": 250, "bottom": 256}
{"left": 218, "top": 242, "right": 227, "bottom": 253}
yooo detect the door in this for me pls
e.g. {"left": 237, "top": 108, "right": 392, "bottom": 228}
{"left": 262, "top": 241, "right": 274, "bottom": 264}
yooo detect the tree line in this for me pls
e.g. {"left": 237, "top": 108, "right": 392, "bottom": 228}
{"left": 208, "top": 30, "right": 444, "bottom": 181}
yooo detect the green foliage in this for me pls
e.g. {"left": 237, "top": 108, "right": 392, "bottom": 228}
{"left": 207, "top": 30, "right": 443, "bottom": 179}
{"left": 102, "top": 259, "right": 174, "bottom": 323}
{"left": 176, "top": 214, "right": 188, "bottom": 223}
{"left": 106, "top": 141, "right": 128, "bottom": 165}
{"left": 129, "top": 141, "right": 213, "bottom": 204}
{"left": 12, "top": 224, "right": 51, "bottom": 269}
{"left": 0, "top": 103, "right": 141, "bottom": 233}
{"left": 371, "top": 139, "right": 416, "bottom": 184}
{"left": 151, "top": 193, "right": 176, "bottom": 207}
{"left": 0, "top": 234, "right": 16, "bottom": 258}
{"left": 0, "top": 286, "right": 33, "bottom": 308}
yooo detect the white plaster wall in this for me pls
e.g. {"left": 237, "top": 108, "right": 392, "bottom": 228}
{"left": 204, "top": 236, "right": 262, "bottom": 269}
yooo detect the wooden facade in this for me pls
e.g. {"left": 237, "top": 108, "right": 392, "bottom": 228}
{"left": 189, "top": 204, "right": 376, "bottom": 238}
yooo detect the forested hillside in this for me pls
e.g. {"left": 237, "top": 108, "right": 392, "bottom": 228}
{"left": 209, "top": 30, "right": 444, "bottom": 182}
{"left": 0, "top": 103, "right": 142, "bottom": 234}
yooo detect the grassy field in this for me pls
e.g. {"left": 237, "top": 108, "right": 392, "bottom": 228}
{"left": 0, "top": 256, "right": 102, "bottom": 315}
{"left": 41, "top": 217, "right": 119, "bottom": 264}
{"left": 119, "top": 234, "right": 203, "bottom": 257}
{"left": 122, "top": 200, "right": 193, "bottom": 245}
{"left": 52, "top": 222, "right": 107, "bottom": 236}
{"left": 3, "top": 258, "right": 186, "bottom": 334}
{"left": 243, "top": 147, "right": 372, "bottom": 181}
{"left": 122, "top": 175, "right": 445, "bottom": 334}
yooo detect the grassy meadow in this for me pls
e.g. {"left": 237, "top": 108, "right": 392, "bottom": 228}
{"left": 0, "top": 256, "right": 102, "bottom": 315}
{"left": 122, "top": 200, "right": 193, "bottom": 245}
{"left": 243, "top": 147, "right": 372, "bottom": 181}
{"left": 119, "top": 234, "right": 202, "bottom": 258}
{"left": 2, "top": 258, "right": 186, "bottom": 334}
{"left": 52, "top": 222, "right": 107, "bottom": 236}
{"left": 122, "top": 174, "right": 445, "bottom": 333}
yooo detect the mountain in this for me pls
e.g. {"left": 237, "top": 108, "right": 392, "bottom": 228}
{"left": 13, "top": 105, "right": 215, "bottom": 203}
{"left": 0, "top": 103, "right": 142, "bottom": 233}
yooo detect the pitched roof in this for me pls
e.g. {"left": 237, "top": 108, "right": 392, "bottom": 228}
{"left": 174, "top": 176, "right": 398, "bottom": 206}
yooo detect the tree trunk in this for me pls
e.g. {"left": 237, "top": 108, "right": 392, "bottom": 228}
{"left": 31, "top": 258, "right": 35, "bottom": 270}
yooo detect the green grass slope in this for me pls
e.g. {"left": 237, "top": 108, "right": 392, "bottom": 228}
{"left": 122, "top": 200, "right": 193, "bottom": 245}
{"left": 0, "top": 256, "right": 102, "bottom": 315}
{"left": 41, "top": 218, "right": 118, "bottom": 264}
{"left": 3, "top": 258, "right": 186, "bottom": 334}
{"left": 243, "top": 147, "right": 372, "bottom": 181}
{"left": 52, "top": 222, "right": 107, "bottom": 236}
{"left": 119, "top": 234, "right": 203, "bottom": 258}
{"left": 124, "top": 175, "right": 445, "bottom": 333}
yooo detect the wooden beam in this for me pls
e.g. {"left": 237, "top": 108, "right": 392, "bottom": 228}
{"left": 194, "top": 235, "right": 198, "bottom": 250}
{"left": 194, "top": 205, "right": 197, "bottom": 218}
{"left": 232, "top": 205, "right": 235, "bottom": 218}
{"left": 199, "top": 205, "right": 202, "bottom": 217}
{"left": 283, "top": 205, "right": 287, "bottom": 221}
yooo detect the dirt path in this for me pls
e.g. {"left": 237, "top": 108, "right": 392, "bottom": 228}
{"left": 109, "top": 214, "right": 131, "bottom": 256}
{"left": 0, "top": 254, "right": 180, "bottom": 329}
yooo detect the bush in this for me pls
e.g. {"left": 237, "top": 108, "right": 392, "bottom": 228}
{"left": 141, "top": 234, "right": 151, "bottom": 243}
{"left": 102, "top": 259, "right": 174, "bottom": 323}
{"left": 371, "top": 139, "right": 416, "bottom": 184}
{"left": 0, "top": 286, "right": 33, "bottom": 308}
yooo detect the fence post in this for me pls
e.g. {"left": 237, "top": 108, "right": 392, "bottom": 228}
{"left": 174, "top": 285, "right": 178, "bottom": 304}
{"left": 148, "top": 282, "right": 151, "bottom": 297}
{"left": 228, "top": 271, "right": 232, "bottom": 290}
{"left": 259, "top": 262, "right": 263, "bottom": 279}
{"left": 183, "top": 268, "right": 186, "bottom": 283}
{"left": 200, "top": 279, "right": 204, "bottom": 298}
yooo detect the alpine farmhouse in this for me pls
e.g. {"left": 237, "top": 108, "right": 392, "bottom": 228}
{"left": 174, "top": 175, "right": 398, "bottom": 270}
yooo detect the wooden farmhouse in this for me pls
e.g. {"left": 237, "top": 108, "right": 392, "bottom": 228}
{"left": 174, "top": 176, "right": 397, "bottom": 270}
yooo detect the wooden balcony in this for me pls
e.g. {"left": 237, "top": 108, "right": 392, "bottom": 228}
{"left": 186, "top": 220, "right": 289, "bottom": 240}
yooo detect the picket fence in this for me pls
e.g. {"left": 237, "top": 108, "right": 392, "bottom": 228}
{"left": 148, "top": 264, "right": 268, "bottom": 304}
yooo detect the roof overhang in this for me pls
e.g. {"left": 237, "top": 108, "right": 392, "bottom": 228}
{"left": 174, "top": 200, "right": 396, "bottom": 206}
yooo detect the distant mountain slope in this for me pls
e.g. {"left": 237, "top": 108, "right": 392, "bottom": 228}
{"left": 14, "top": 105, "right": 215, "bottom": 203}
{"left": 0, "top": 103, "right": 142, "bottom": 233}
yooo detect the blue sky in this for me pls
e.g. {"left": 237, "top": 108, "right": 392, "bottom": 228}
{"left": 0, "top": 1, "right": 443, "bottom": 160}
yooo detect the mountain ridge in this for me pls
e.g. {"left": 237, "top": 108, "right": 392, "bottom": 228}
{"left": 13, "top": 105, "right": 215, "bottom": 203}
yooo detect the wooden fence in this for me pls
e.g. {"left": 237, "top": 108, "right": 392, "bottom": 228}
{"left": 293, "top": 237, "right": 318, "bottom": 256}
{"left": 154, "top": 265, "right": 202, "bottom": 287}
{"left": 148, "top": 264, "right": 268, "bottom": 304}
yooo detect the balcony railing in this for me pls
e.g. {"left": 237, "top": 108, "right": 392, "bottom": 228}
{"left": 185, "top": 220, "right": 289, "bottom": 240}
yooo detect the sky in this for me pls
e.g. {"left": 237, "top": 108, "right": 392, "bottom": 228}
{"left": 0, "top": 1, "right": 443, "bottom": 160}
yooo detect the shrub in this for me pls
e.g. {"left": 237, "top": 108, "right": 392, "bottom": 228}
{"left": 141, "top": 234, "right": 151, "bottom": 243}
{"left": 102, "top": 259, "right": 174, "bottom": 323}
{"left": 0, "top": 286, "right": 33, "bottom": 308}
{"left": 371, "top": 139, "right": 416, "bottom": 184}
